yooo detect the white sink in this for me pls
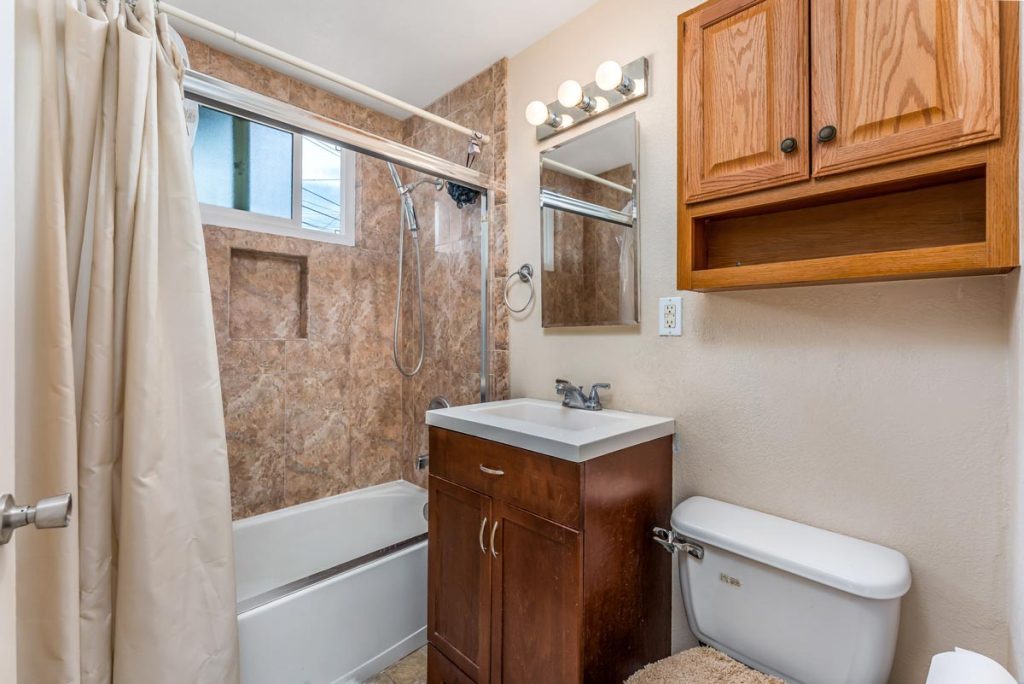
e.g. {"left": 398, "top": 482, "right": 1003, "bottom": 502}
{"left": 425, "top": 398, "right": 675, "bottom": 462}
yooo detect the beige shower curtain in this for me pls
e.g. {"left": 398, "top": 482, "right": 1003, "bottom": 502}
{"left": 16, "top": 0, "right": 239, "bottom": 682}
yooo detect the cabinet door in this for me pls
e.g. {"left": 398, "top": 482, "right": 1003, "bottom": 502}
{"left": 489, "top": 502, "right": 582, "bottom": 684}
{"left": 812, "top": 0, "right": 1000, "bottom": 177}
{"left": 429, "top": 477, "right": 492, "bottom": 682}
{"left": 681, "top": 0, "right": 809, "bottom": 202}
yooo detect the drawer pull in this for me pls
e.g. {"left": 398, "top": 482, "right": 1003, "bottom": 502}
{"left": 490, "top": 521, "right": 499, "bottom": 558}
{"left": 479, "top": 517, "right": 488, "bottom": 554}
{"left": 479, "top": 465, "right": 505, "bottom": 476}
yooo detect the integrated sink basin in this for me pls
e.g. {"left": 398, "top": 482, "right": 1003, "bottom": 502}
{"left": 425, "top": 398, "right": 675, "bottom": 462}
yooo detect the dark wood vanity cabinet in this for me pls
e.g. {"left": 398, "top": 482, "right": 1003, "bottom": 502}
{"left": 426, "top": 427, "right": 672, "bottom": 684}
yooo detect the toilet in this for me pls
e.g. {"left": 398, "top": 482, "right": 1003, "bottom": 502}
{"left": 669, "top": 497, "right": 912, "bottom": 684}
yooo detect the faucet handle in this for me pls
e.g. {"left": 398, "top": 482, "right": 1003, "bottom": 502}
{"left": 555, "top": 378, "right": 576, "bottom": 394}
{"left": 586, "top": 383, "right": 611, "bottom": 410}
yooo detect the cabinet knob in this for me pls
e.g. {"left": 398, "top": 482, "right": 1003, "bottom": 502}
{"left": 817, "top": 125, "right": 838, "bottom": 143}
{"left": 780, "top": 137, "right": 798, "bottom": 154}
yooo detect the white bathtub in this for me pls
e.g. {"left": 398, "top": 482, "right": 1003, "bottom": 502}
{"left": 234, "top": 480, "right": 428, "bottom": 684}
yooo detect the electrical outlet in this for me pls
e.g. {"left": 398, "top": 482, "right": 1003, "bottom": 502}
{"left": 659, "top": 296, "right": 682, "bottom": 336}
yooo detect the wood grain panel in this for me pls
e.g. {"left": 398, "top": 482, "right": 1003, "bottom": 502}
{"left": 428, "top": 477, "right": 492, "bottom": 682}
{"left": 702, "top": 177, "right": 985, "bottom": 268}
{"left": 681, "top": 0, "right": 809, "bottom": 202}
{"left": 489, "top": 502, "right": 582, "bottom": 684}
{"left": 581, "top": 437, "right": 673, "bottom": 684}
{"left": 430, "top": 428, "right": 581, "bottom": 530}
{"left": 428, "top": 646, "right": 476, "bottom": 684}
{"left": 812, "top": 0, "right": 1000, "bottom": 176}
{"left": 691, "top": 242, "right": 992, "bottom": 291}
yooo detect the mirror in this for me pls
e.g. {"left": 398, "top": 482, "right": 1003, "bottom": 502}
{"left": 540, "top": 114, "right": 637, "bottom": 328}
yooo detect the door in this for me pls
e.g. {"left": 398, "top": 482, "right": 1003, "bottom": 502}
{"left": 489, "top": 502, "right": 581, "bottom": 684}
{"left": 0, "top": 0, "right": 16, "bottom": 676}
{"left": 428, "top": 476, "right": 492, "bottom": 682}
{"left": 680, "top": 0, "right": 809, "bottom": 202}
{"left": 812, "top": 0, "right": 1001, "bottom": 177}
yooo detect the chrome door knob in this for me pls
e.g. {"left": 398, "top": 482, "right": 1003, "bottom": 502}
{"left": 0, "top": 492, "right": 73, "bottom": 545}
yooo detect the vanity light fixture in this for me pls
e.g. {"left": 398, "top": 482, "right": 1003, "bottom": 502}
{"left": 525, "top": 56, "right": 649, "bottom": 141}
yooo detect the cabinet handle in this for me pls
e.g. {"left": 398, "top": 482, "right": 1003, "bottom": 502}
{"left": 479, "top": 516, "right": 488, "bottom": 554}
{"left": 490, "top": 520, "right": 499, "bottom": 558}
{"left": 817, "top": 125, "right": 837, "bottom": 143}
{"left": 479, "top": 465, "right": 505, "bottom": 476}
{"left": 779, "top": 137, "right": 798, "bottom": 154}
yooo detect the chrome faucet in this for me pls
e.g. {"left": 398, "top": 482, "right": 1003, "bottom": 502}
{"left": 555, "top": 379, "right": 611, "bottom": 411}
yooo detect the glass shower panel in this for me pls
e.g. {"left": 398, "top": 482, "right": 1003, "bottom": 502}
{"left": 395, "top": 167, "right": 486, "bottom": 489}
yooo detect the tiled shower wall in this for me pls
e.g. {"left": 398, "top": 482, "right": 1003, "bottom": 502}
{"left": 400, "top": 61, "right": 511, "bottom": 489}
{"left": 184, "top": 39, "right": 509, "bottom": 518}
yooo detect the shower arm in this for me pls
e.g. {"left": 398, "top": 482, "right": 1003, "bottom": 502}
{"left": 156, "top": 1, "right": 491, "bottom": 147}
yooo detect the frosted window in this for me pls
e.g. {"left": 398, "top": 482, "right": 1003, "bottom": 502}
{"left": 301, "top": 136, "right": 343, "bottom": 233}
{"left": 193, "top": 105, "right": 292, "bottom": 219}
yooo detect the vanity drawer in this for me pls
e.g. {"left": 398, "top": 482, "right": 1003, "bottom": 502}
{"left": 430, "top": 427, "right": 581, "bottom": 529}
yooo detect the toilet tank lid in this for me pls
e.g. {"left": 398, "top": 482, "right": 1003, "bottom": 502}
{"left": 671, "top": 497, "right": 911, "bottom": 600}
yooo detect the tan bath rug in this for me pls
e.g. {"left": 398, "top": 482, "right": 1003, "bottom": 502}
{"left": 625, "top": 647, "right": 785, "bottom": 684}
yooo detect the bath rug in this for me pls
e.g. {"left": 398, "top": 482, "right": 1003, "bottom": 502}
{"left": 625, "top": 646, "right": 784, "bottom": 684}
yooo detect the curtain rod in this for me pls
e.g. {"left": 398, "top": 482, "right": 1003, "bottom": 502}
{"left": 157, "top": 1, "right": 491, "bottom": 145}
{"left": 541, "top": 158, "right": 632, "bottom": 194}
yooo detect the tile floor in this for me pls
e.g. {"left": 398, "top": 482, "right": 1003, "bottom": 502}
{"left": 363, "top": 646, "right": 427, "bottom": 684}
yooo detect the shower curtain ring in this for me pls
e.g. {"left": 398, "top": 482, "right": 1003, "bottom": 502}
{"left": 503, "top": 264, "right": 535, "bottom": 314}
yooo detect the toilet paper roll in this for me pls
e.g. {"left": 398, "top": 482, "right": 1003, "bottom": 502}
{"left": 925, "top": 648, "right": 1015, "bottom": 684}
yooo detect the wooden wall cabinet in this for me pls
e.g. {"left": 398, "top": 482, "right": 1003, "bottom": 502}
{"left": 677, "top": 0, "right": 1019, "bottom": 291}
{"left": 426, "top": 428, "right": 672, "bottom": 684}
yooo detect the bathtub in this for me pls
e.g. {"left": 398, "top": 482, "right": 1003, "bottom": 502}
{"left": 234, "top": 480, "right": 428, "bottom": 684}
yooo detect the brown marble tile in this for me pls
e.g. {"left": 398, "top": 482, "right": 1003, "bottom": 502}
{"left": 182, "top": 36, "right": 210, "bottom": 74}
{"left": 193, "top": 47, "right": 508, "bottom": 518}
{"left": 222, "top": 372, "right": 287, "bottom": 518}
{"left": 283, "top": 372, "right": 352, "bottom": 506}
{"left": 229, "top": 249, "right": 308, "bottom": 340}
{"left": 449, "top": 66, "right": 493, "bottom": 114}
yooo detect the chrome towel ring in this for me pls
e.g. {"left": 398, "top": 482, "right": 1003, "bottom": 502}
{"left": 503, "top": 264, "right": 535, "bottom": 313}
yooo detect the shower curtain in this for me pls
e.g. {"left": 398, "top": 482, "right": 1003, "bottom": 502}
{"left": 16, "top": 1, "right": 239, "bottom": 682}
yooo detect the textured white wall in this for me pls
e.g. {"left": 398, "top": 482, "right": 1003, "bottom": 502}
{"left": 1009, "top": 8, "right": 1024, "bottom": 679}
{"left": 507, "top": 1, "right": 1014, "bottom": 681}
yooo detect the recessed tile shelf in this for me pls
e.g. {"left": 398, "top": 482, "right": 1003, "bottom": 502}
{"left": 229, "top": 248, "right": 309, "bottom": 340}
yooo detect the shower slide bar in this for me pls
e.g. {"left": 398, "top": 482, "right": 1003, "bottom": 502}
{"left": 158, "top": 1, "right": 491, "bottom": 146}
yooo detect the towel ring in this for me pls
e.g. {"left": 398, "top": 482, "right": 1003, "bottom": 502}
{"left": 503, "top": 264, "right": 535, "bottom": 314}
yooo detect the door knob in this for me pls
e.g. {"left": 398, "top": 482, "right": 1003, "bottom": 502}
{"left": 780, "top": 137, "right": 798, "bottom": 154}
{"left": 817, "top": 125, "right": 838, "bottom": 143}
{"left": 0, "top": 492, "right": 73, "bottom": 545}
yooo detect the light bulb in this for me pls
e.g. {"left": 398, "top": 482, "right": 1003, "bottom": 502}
{"left": 557, "top": 80, "right": 584, "bottom": 108}
{"left": 525, "top": 100, "right": 555, "bottom": 127}
{"left": 595, "top": 61, "right": 623, "bottom": 91}
{"left": 594, "top": 96, "right": 610, "bottom": 112}
{"left": 596, "top": 60, "right": 635, "bottom": 95}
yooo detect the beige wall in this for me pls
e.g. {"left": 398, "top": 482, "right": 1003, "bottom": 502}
{"left": 507, "top": 1, "right": 1013, "bottom": 681}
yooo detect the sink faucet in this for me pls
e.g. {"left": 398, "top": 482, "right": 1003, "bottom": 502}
{"left": 555, "top": 379, "right": 611, "bottom": 411}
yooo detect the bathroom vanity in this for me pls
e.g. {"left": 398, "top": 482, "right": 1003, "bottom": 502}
{"left": 424, "top": 399, "right": 674, "bottom": 684}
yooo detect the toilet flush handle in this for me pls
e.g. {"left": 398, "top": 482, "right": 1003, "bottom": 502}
{"left": 652, "top": 526, "right": 704, "bottom": 560}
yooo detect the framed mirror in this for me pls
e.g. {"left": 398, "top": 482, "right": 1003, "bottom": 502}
{"left": 540, "top": 113, "right": 638, "bottom": 328}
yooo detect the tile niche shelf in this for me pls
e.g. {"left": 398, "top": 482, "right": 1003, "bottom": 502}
{"left": 676, "top": 0, "right": 1020, "bottom": 292}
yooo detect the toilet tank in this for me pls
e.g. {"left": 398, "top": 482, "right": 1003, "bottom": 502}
{"left": 672, "top": 497, "right": 911, "bottom": 684}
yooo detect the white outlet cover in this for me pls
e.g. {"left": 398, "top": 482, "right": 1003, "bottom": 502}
{"left": 659, "top": 296, "right": 683, "bottom": 336}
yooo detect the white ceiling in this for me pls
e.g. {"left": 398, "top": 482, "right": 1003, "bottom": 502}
{"left": 168, "top": 0, "right": 601, "bottom": 119}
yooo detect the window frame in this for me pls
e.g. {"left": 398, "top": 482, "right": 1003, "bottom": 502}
{"left": 191, "top": 99, "right": 357, "bottom": 246}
